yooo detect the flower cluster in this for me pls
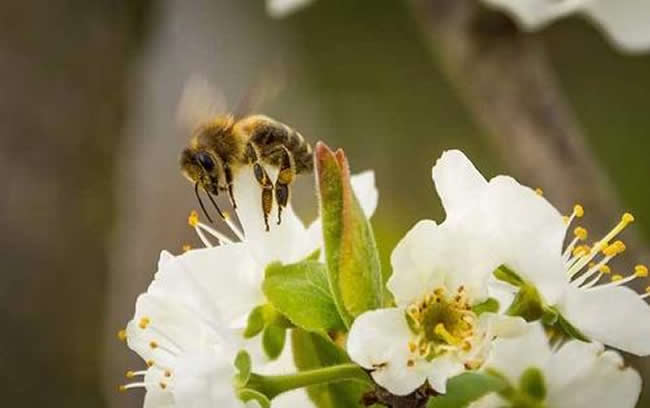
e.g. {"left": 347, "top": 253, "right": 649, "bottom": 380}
{"left": 118, "top": 145, "right": 648, "bottom": 408}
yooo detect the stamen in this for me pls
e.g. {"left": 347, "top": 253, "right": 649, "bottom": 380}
{"left": 117, "top": 329, "right": 127, "bottom": 342}
{"left": 119, "top": 382, "right": 146, "bottom": 392}
{"left": 222, "top": 212, "right": 245, "bottom": 241}
{"left": 535, "top": 188, "right": 544, "bottom": 196}
{"left": 188, "top": 210, "right": 215, "bottom": 247}
{"left": 434, "top": 323, "right": 461, "bottom": 346}
{"left": 182, "top": 244, "right": 192, "bottom": 253}
{"left": 138, "top": 317, "right": 151, "bottom": 329}
{"left": 126, "top": 370, "right": 147, "bottom": 378}
{"left": 641, "top": 287, "right": 650, "bottom": 300}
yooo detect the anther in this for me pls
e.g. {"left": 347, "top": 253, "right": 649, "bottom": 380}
{"left": 188, "top": 210, "right": 200, "bottom": 227}
{"left": 117, "top": 329, "right": 127, "bottom": 342}
{"left": 611, "top": 274, "right": 623, "bottom": 282}
{"left": 138, "top": 317, "right": 150, "bottom": 329}
{"left": 574, "top": 204, "right": 585, "bottom": 218}
{"left": 182, "top": 244, "right": 192, "bottom": 253}
{"left": 164, "top": 370, "right": 172, "bottom": 378}
{"left": 146, "top": 360, "right": 154, "bottom": 367}
{"left": 149, "top": 341, "right": 159, "bottom": 349}
{"left": 159, "top": 382, "right": 167, "bottom": 390}
{"left": 600, "top": 265, "right": 611, "bottom": 274}
{"left": 622, "top": 213, "right": 635, "bottom": 224}
{"left": 574, "top": 227, "right": 588, "bottom": 240}
{"left": 535, "top": 188, "right": 544, "bottom": 196}
{"left": 407, "top": 359, "right": 415, "bottom": 368}
{"left": 125, "top": 371, "right": 135, "bottom": 378}
{"left": 118, "top": 385, "right": 127, "bottom": 392}
{"left": 635, "top": 265, "right": 649, "bottom": 278}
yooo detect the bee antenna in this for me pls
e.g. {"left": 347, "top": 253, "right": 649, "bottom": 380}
{"left": 194, "top": 182, "right": 214, "bottom": 224}
{"left": 205, "top": 189, "right": 226, "bottom": 220}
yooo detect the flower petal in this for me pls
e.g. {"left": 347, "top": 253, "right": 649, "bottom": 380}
{"left": 582, "top": 0, "right": 650, "bottom": 53}
{"left": 560, "top": 285, "right": 650, "bottom": 355}
{"left": 482, "top": 322, "right": 551, "bottom": 382}
{"left": 546, "top": 341, "right": 641, "bottom": 408}
{"left": 425, "top": 354, "right": 465, "bottom": 393}
{"left": 347, "top": 308, "right": 425, "bottom": 395}
{"left": 432, "top": 150, "right": 487, "bottom": 221}
{"left": 388, "top": 220, "right": 446, "bottom": 305}
{"left": 266, "top": 0, "right": 315, "bottom": 18}
{"left": 480, "top": 176, "right": 568, "bottom": 304}
{"left": 350, "top": 170, "right": 378, "bottom": 218}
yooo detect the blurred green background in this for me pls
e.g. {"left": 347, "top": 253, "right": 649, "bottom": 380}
{"left": 1, "top": 0, "right": 649, "bottom": 407}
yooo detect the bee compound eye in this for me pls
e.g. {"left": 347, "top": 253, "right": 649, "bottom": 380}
{"left": 196, "top": 152, "right": 215, "bottom": 172}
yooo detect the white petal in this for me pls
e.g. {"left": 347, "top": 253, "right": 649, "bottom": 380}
{"left": 482, "top": 322, "right": 551, "bottom": 382}
{"left": 388, "top": 220, "right": 446, "bottom": 305}
{"left": 233, "top": 168, "right": 310, "bottom": 266}
{"left": 481, "top": 0, "right": 584, "bottom": 30}
{"left": 174, "top": 349, "right": 238, "bottom": 408}
{"left": 480, "top": 176, "right": 568, "bottom": 304}
{"left": 266, "top": 0, "right": 315, "bottom": 18}
{"left": 560, "top": 285, "right": 650, "bottom": 355}
{"left": 546, "top": 341, "right": 641, "bottom": 408}
{"left": 431, "top": 150, "right": 487, "bottom": 221}
{"left": 425, "top": 354, "right": 465, "bottom": 393}
{"left": 582, "top": 0, "right": 650, "bottom": 53}
{"left": 486, "top": 277, "right": 517, "bottom": 314}
{"left": 350, "top": 170, "right": 378, "bottom": 218}
{"left": 347, "top": 308, "right": 425, "bottom": 395}
{"left": 468, "top": 393, "right": 507, "bottom": 408}
{"left": 178, "top": 245, "right": 264, "bottom": 329}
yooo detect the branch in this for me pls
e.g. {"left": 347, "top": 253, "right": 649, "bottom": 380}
{"left": 409, "top": 0, "right": 650, "bottom": 271}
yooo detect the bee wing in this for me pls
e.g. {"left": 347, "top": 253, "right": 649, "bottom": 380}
{"left": 233, "top": 61, "right": 288, "bottom": 118}
{"left": 176, "top": 75, "right": 228, "bottom": 133}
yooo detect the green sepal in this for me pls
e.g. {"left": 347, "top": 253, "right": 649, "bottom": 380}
{"left": 292, "top": 329, "right": 370, "bottom": 407}
{"left": 493, "top": 265, "right": 524, "bottom": 287}
{"left": 234, "top": 350, "right": 252, "bottom": 387}
{"left": 472, "top": 297, "right": 500, "bottom": 316}
{"left": 427, "top": 372, "right": 509, "bottom": 408}
{"left": 315, "top": 142, "right": 383, "bottom": 328}
{"left": 263, "top": 260, "right": 345, "bottom": 331}
{"left": 262, "top": 324, "right": 287, "bottom": 360}
{"left": 540, "top": 306, "right": 559, "bottom": 325}
{"left": 554, "top": 311, "right": 591, "bottom": 342}
{"left": 519, "top": 367, "right": 546, "bottom": 401}
{"left": 244, "top": 305, "right": 267, "bottom": 339}
{"left": 506, "top": 284, "right": 544, "bottom": 322}
{"left": 237, "top": 389, "right": 271, "bottom": 408}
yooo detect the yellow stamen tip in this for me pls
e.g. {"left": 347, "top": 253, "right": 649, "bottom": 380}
{"left": 635, "top": 265, "right": 649, "bottom": 278}
{"left": 146, "top": 360, "right": 154, "bottom": 367}
{"left": 535, "top": 188, "right": 544, "bottom": 196}
{"left": 611, "top": 274, "right": 623, "bottom": 282}
{"left": 117, "top": 329, "right": 127, "bottom": 342}
{"left": 159, "top": 382, "right": 167, "bottom": 390}
{"left": 614, "top": 240, "right": 626, "bottom": 253}
{"left": 188, "top": 210, "right": 200, "bottom": 227}
{"left": 164, "top": 370, "right": 172, "bottom": 378}
{"left": 149, "top": 341, "right": 159, "bottom": 349}
{"left": 622, "top": 213, "right": 635, "bottom": 224}
{"left": 118, "top": 385, "right": 127, "bottom": 392}
{"left": 138, "top": 317, "right": 150, "bottom": 329}
{"left": 574, "top": 227, "right": 588, "bottom": 240}
{"left": 600, "top": 265, "right": 611, "bottom": 274}
{"left": 125, "top": 371, "right": 135, "bottom": 378}
{"left": 182, "top": 244, "right": 192, "bottom": 253}
{"left": 574, "top": 204, "right": 585, "bottom": 218}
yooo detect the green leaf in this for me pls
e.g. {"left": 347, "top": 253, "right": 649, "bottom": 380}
{"left": 234, "top": 350, "right": 252, "bottom": 387}
{"left": 237, "top": 389, "right": 270, "bottom": 408}
{"left": 427, "top": 373, "right": 508, "bottom": 408}
{"left": 315, "top": 142, "right": 382, "bottom": 328}
{"left": 244, "top": 305, "right": 267, "bottom": 339}
{"left": 262, "top": 324, "right": 287, "bottom": 360}
{"left": 472, "top": 297, "right": 500, "bottom": 316}
{"left": 263, "top": 261, "right": 345, "bottom": 331}
{"left": 519, "top": 367, "right": 546, "bottom": 401}
{"left": 292, "top": 329, "right": 369, "bottom": 408}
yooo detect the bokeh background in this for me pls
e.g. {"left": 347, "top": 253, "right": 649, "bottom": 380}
{"left": 1, "top": 1, "right": 649, "bottom": 407}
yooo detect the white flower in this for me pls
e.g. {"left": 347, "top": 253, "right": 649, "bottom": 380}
{"left": 266, "top": 0, "right": 315, "bottom": 18}
{"left": 347, "top": 151, "right": 526, "bottom": 395}
{"left": 470, "top": 322, "right": 641, "bottom": 408}
{"left": 442, "top": 149, "right": 650, "bottom": 356}
{"left": 185, "top": 168, "right": 378, "bottom": 330}
{"left": 481, "top": 0, "right": 650, "bottom": 53}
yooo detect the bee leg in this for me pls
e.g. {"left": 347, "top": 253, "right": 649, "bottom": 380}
{"left": 224, "top": 164, "right": 236, "bottom": 209}
{"left": 253, "top": 162, "right": 274, "bottom": 232}
{"left": 270, "top": 146, "right": 296, "bottom": 226}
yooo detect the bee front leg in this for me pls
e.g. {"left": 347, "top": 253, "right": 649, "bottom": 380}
{"left": 270, "top": 146, "right": 296, "bottom": 226}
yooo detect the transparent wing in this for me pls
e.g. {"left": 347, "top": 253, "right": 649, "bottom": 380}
{"left": 176, "top": 74, "right": 228, "bottom": 133}
{"left": 233, "top": 61, "right": 288, "bottom": 118}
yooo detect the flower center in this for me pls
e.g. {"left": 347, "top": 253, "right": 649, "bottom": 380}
{"left": 405, "top": 287, "right": 476, "bottom": 361}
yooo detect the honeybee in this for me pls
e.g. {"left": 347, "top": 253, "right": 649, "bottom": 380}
{"left": 178, "top": 77, "right": 313, "bottom": 231}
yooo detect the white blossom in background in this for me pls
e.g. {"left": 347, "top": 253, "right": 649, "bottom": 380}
{"left": 347, "top": 151, "right": 527, "bottom": 396}
{"left": 447, "top": 149, "right": 650, "bottom": 356}
{"left": 470, "top": 323, "right": 641, "bottom": 408}
{"left": 482, "top": 0, "right": 650, "bottom": 53}
{"left": 266, "top": 0, "right": 315, "bottom": 18}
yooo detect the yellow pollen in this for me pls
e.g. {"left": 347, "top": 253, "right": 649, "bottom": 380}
{"left": 600, "top": 265, "right": 611, "bottom": 274}
{"left": 138, "top": 317, "right": 150, "bottom": 329}
{"left": 146, "top": 360, "right": 154, "bottom": 367}
{"left": 117, "top": 329, "right": 127, "bottom": 342}
{"left": 611, "top": 274, "right": 623, "bottom": 282}
{"left": 408, "top": 342, "right": 417, "bottom": 353}
{"left": 535, "top": 188, "right": 544, "bottom": 196}
{"left": 125, "top": 370, "right": 135, "bottom": 378}
{"left": 635, "top": 265, "right": 649, "bottom": 278}
{"left": 164, "top": 370, "right": 172, "bottom": 378}
{"left": 407, "top": 359, "right": 415, "bottom": 368}
{"left": 602, "top": 244, "right": 620, "bottom": 257}
{"left": 188, "top": 210, "right": 200, "bottom": 227}
{"left": 574, "top": 204, "right": 585, "bottom": 218}
{"left": 118, "top": 385, "right": 127, "bottom": 392}
{"left": 614, "top": 240, "right": 626, "bottom": 253}
{"left": 574, "top": 227, "right": 588, "bottom": 240}
{"left": 622, "top": 213, "right": 635, "bottom": 224}
{"left": 160, "top": 382, "right": 167, "bottom": 390}
{"left": 182, "top": 244, "right": 192, "bottom": 253}
{"left": 434, "top": 323, "right": 461, "bottom": 346}
{"left": 149, "top": 341, "right": 159, "bottom": 349}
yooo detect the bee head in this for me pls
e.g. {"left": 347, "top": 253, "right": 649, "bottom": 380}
{"left": 180, "top": 148, "right": 223, "bottom": 195}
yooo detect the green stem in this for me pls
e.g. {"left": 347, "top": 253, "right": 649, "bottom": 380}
{"left": 246, "top": 363, "right": 371, "bottom": 400}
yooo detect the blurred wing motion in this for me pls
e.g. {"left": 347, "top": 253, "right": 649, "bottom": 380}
{"left": 176, "top": 74, "right": 228, "bottom": 133}
{"left": 233, "top": 61, "right": 288, "bottom": 118}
